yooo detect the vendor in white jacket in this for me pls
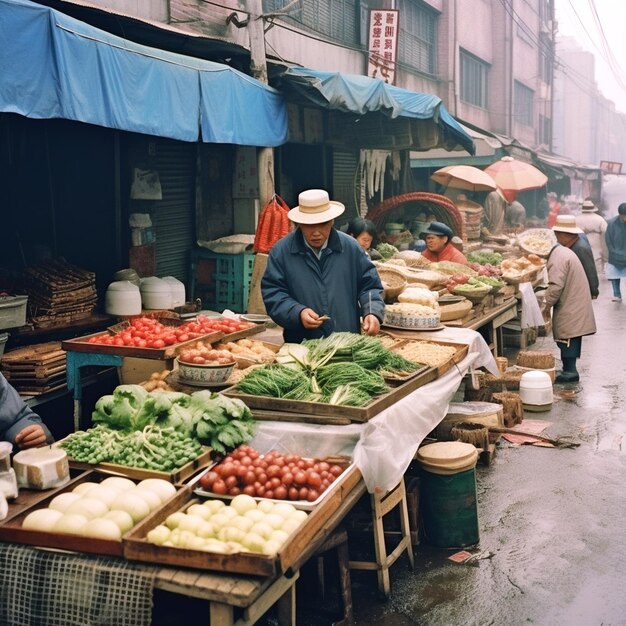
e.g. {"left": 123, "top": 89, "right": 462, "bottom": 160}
{"left": 0, "top": 372, "right": 52, "bottom": 448}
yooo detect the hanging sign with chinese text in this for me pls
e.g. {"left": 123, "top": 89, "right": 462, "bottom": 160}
{"left": 367, "top": 9, "right": 399, "bottom": 84}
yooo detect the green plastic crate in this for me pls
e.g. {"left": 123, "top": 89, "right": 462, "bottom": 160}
{"left": 214, "top": 252, "right": 255, "bottom": 313}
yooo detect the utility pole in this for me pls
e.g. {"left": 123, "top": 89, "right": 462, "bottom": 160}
{"left": 245, "top": 0, "right": 274, "bottom": 314}
{"left": 246, "top": 0, "right": 274, "bottom": 207}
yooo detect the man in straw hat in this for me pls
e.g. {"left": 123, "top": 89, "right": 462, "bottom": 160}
{"left": 262, "top": 189, "right": 384, "bottom": 343}
{"left": 552, "top": 215, "right": 599, "bottom": 299}
{"left": 542, "top": 215, "right": 597, "bottom": 384}
{"left": 575, "top": 199, "right": 607, "bottom": 277}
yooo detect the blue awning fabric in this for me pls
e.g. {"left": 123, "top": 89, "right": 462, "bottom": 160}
{"left": 276, "top": 67, "right": 475, "bottom": 155}
{"left": 0, "top": 0, "right": 288, "bottom": 146}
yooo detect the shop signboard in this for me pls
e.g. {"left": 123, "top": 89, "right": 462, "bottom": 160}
{"left": 367, "top": 9, "right": 399, "bottom": 84}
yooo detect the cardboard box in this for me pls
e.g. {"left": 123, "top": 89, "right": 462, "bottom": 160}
{"left": 119, "top": 356, "right": 173, "bottom": 384}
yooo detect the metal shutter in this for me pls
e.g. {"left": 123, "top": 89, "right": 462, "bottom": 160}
{"left": 332, "top": 148, "right": 361, "bottom": 217}
{"left": 153, "top": 141, "right": 196, "bottom": 281}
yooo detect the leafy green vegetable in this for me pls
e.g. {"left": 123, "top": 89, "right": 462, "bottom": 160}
{"left": 376, "top": 242, "right": 399, "bottom": 261}
{"left": 467, "top": 251, "right": 503, "bottom": 266}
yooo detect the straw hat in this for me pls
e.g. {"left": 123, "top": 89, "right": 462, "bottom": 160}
{"left": 552, "top": 215, "right": 583, "bottom": 234}
{"left": 581, "top": 200, "right": 598, "bottom": 212}
{"left": 288, "top": 189, "right": 345, "bottom": 224}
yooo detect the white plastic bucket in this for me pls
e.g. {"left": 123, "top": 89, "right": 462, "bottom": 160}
{"left": 519, "top": 371, "right": 553, "bottom": 411}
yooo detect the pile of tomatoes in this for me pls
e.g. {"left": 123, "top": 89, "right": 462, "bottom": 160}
{"left": 87, "top": 315, "right": 253, "bottom": 349}
{"left": 199, "top": 445, "right": 346, "bottom": 503}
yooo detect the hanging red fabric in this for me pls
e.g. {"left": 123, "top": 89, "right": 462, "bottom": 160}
{"left": 253, "top": 194, "right": 291, "bottom": 253}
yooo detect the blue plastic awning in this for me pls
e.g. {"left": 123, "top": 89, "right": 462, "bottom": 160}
{"left": 277, "top": 67, "right": 475, "bottom": 155}
{"left": 0, "top": 0, "right": 288, "bottom": 146}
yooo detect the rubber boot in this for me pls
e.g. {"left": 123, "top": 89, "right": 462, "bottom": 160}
{"left": 556, "top": 357, "right": 579, "bottom": 383}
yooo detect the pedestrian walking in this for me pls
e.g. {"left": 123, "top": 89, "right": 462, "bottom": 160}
{"left": 542, "top": 241, "right": 597, "bottom": 384}
{"left": 605, "top": 203, "right": 626, "bottom": 302}
{"left": 575, "top": 200, "right": 607, "bottom": 277}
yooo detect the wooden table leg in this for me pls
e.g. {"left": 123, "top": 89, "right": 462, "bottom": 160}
{"left": 209, "top": 601, "right": 235, "bottom": 626}
{"left": 276, "top": 581, "right": 296, "bottom": 626}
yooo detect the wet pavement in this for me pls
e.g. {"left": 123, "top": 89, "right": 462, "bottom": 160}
{"left": 294, "top": 286, "right": 626, "bottom": 626}
{"left": 154, "top": 287, "right": 626, "bottom": 626}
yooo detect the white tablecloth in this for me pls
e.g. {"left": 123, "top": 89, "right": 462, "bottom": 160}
{"left": 251, "top": 327, "right": 497, "bottom": 494}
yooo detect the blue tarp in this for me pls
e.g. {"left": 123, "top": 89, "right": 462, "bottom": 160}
{"left": 279, "top": 67, "right": 475, "bottom": 155}
{"left": 0, "top": 0, "right": 288, "bottom": 146}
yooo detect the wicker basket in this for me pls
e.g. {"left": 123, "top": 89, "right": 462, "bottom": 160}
{"left": 516, "top": 350, "right": 555, "bottom": 369}
{"left": 451, "top": 286, "right": 491, "bottom": 303}
{"left": 376, "top": 267, "right": 407, "bottom": 303}
{"left": 516, "top": 228, "right": 556, "bottom": 258}
{"left": 366, "top": 192, "right": 466, "bottom": 243}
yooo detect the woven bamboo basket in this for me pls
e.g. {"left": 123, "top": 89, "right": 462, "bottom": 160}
{"left": 366, "top": 192, "right": 466, "bottom": 244}
{"left": 376, "top": 266, "right": 407, "bottom": 303}
{"left": 451, "top": 422, "right": 490, "bottom": 450}
{"left": 491, "top": 391, "right": 524, "bottom": 427}
{"left": 516, "top": 351, "right": 555, "bottom": 369}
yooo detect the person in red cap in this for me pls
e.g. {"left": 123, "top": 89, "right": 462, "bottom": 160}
{"left": 419, "top": 222, "right": 468, "bottom": 264}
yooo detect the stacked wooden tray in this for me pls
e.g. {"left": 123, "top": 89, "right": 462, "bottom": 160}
{"left": 0, "top": 341, "right": 67, "bottom": 394}
{"left": 60, "top": 322, "right": 264, "bottom": 360}
{"left": 0, "top": 465, "right": 364, "bottom": 577}
{"left": 124, "top": 463, "right": 362, "bottom": 576}
{"left": 223, "top": 365, "right": 439, "bottom": 424}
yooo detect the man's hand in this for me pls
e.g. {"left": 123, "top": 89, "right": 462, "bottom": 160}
{"left": 300, "top": 308, "right": 324, "bottom": 330}
{"left": 14, "top": 424, "right": 47, "bottom": 449}
{"left": 361, "top": 314, "right": 380, "bottom": 336}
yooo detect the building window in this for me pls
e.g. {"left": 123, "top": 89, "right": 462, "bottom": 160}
{"left": 514, "top": 81, "right": 534, "bottom": 127}
{"left": 263, "top": 0, "right": 358, "bottom": 45}
{"left": 538, "top": 114, "right": 551, "bottom": 146}
{"left": 539, "top": 33, "right": 552, "bottom": 84}
{"left": 396, "top": 0, "right": 437, "bottom": 75}
{"left": 460, "top": 50, "right": 489, "bottom": 108}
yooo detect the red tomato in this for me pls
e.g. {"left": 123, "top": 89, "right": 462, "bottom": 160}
{"left": 151, "top": 339, "right": 165, "bottom": 349}
{"left": 212, "top": 479, "right": 227, "bottom": 494}
{"left": 274, "top": 486, "right": 288, "bottom": 500}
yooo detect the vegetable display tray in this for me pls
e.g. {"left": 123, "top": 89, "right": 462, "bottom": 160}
{"left": 193, "top": 457, "right": 352, "bottom": 511}
{"left": 60, "top": 324, "right": 264, "bottom": 360}
{"left": 222, "top": 366, "right": 438, "bottom": 423}
{"left": 380, "top": 336, "right": 469, "bottom": 377}
{"left": 123, "top": 464, "right": 362, "bottom": 576}
{"left": 61, "top": 330, "right": 223, "bottom": 360}
{"left": 61, "top": 446, "right": 214, "bottom": 484}
{"left": 0, "top": 470, "right": 182, "bottom": 557}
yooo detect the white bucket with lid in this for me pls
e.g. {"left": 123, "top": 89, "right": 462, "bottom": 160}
{"left": 140, "top": 277, "right": 173, "bottom": 310}
{"left": 519, "top": 370, "right": 553, "bottom": 411}
{"left": 162, "top": 276, "right": 186, "bottom": 308}
{"left": 105, "top": 281, "right": 142, "bottom": 316}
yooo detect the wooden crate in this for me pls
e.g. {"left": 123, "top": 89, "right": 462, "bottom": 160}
{"left": 123, "top": 464, "right": 362, "bottom": 576}
{"left": 223, "top": 366, "right": 439, "bottom": 423}
{"left": 0, "top": 470, "right": 183, "bottom": 556}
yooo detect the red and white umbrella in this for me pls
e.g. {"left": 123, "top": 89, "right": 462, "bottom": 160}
{"left": 485, "top": 156, "right": 548, "bottom": 202}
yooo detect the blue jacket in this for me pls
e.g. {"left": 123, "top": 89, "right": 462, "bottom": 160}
{"left": 0, "top": 372, "right": 53, "bottom": 446}
{"left": 261, "top": 228, "right": 385, "bottom": 343}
